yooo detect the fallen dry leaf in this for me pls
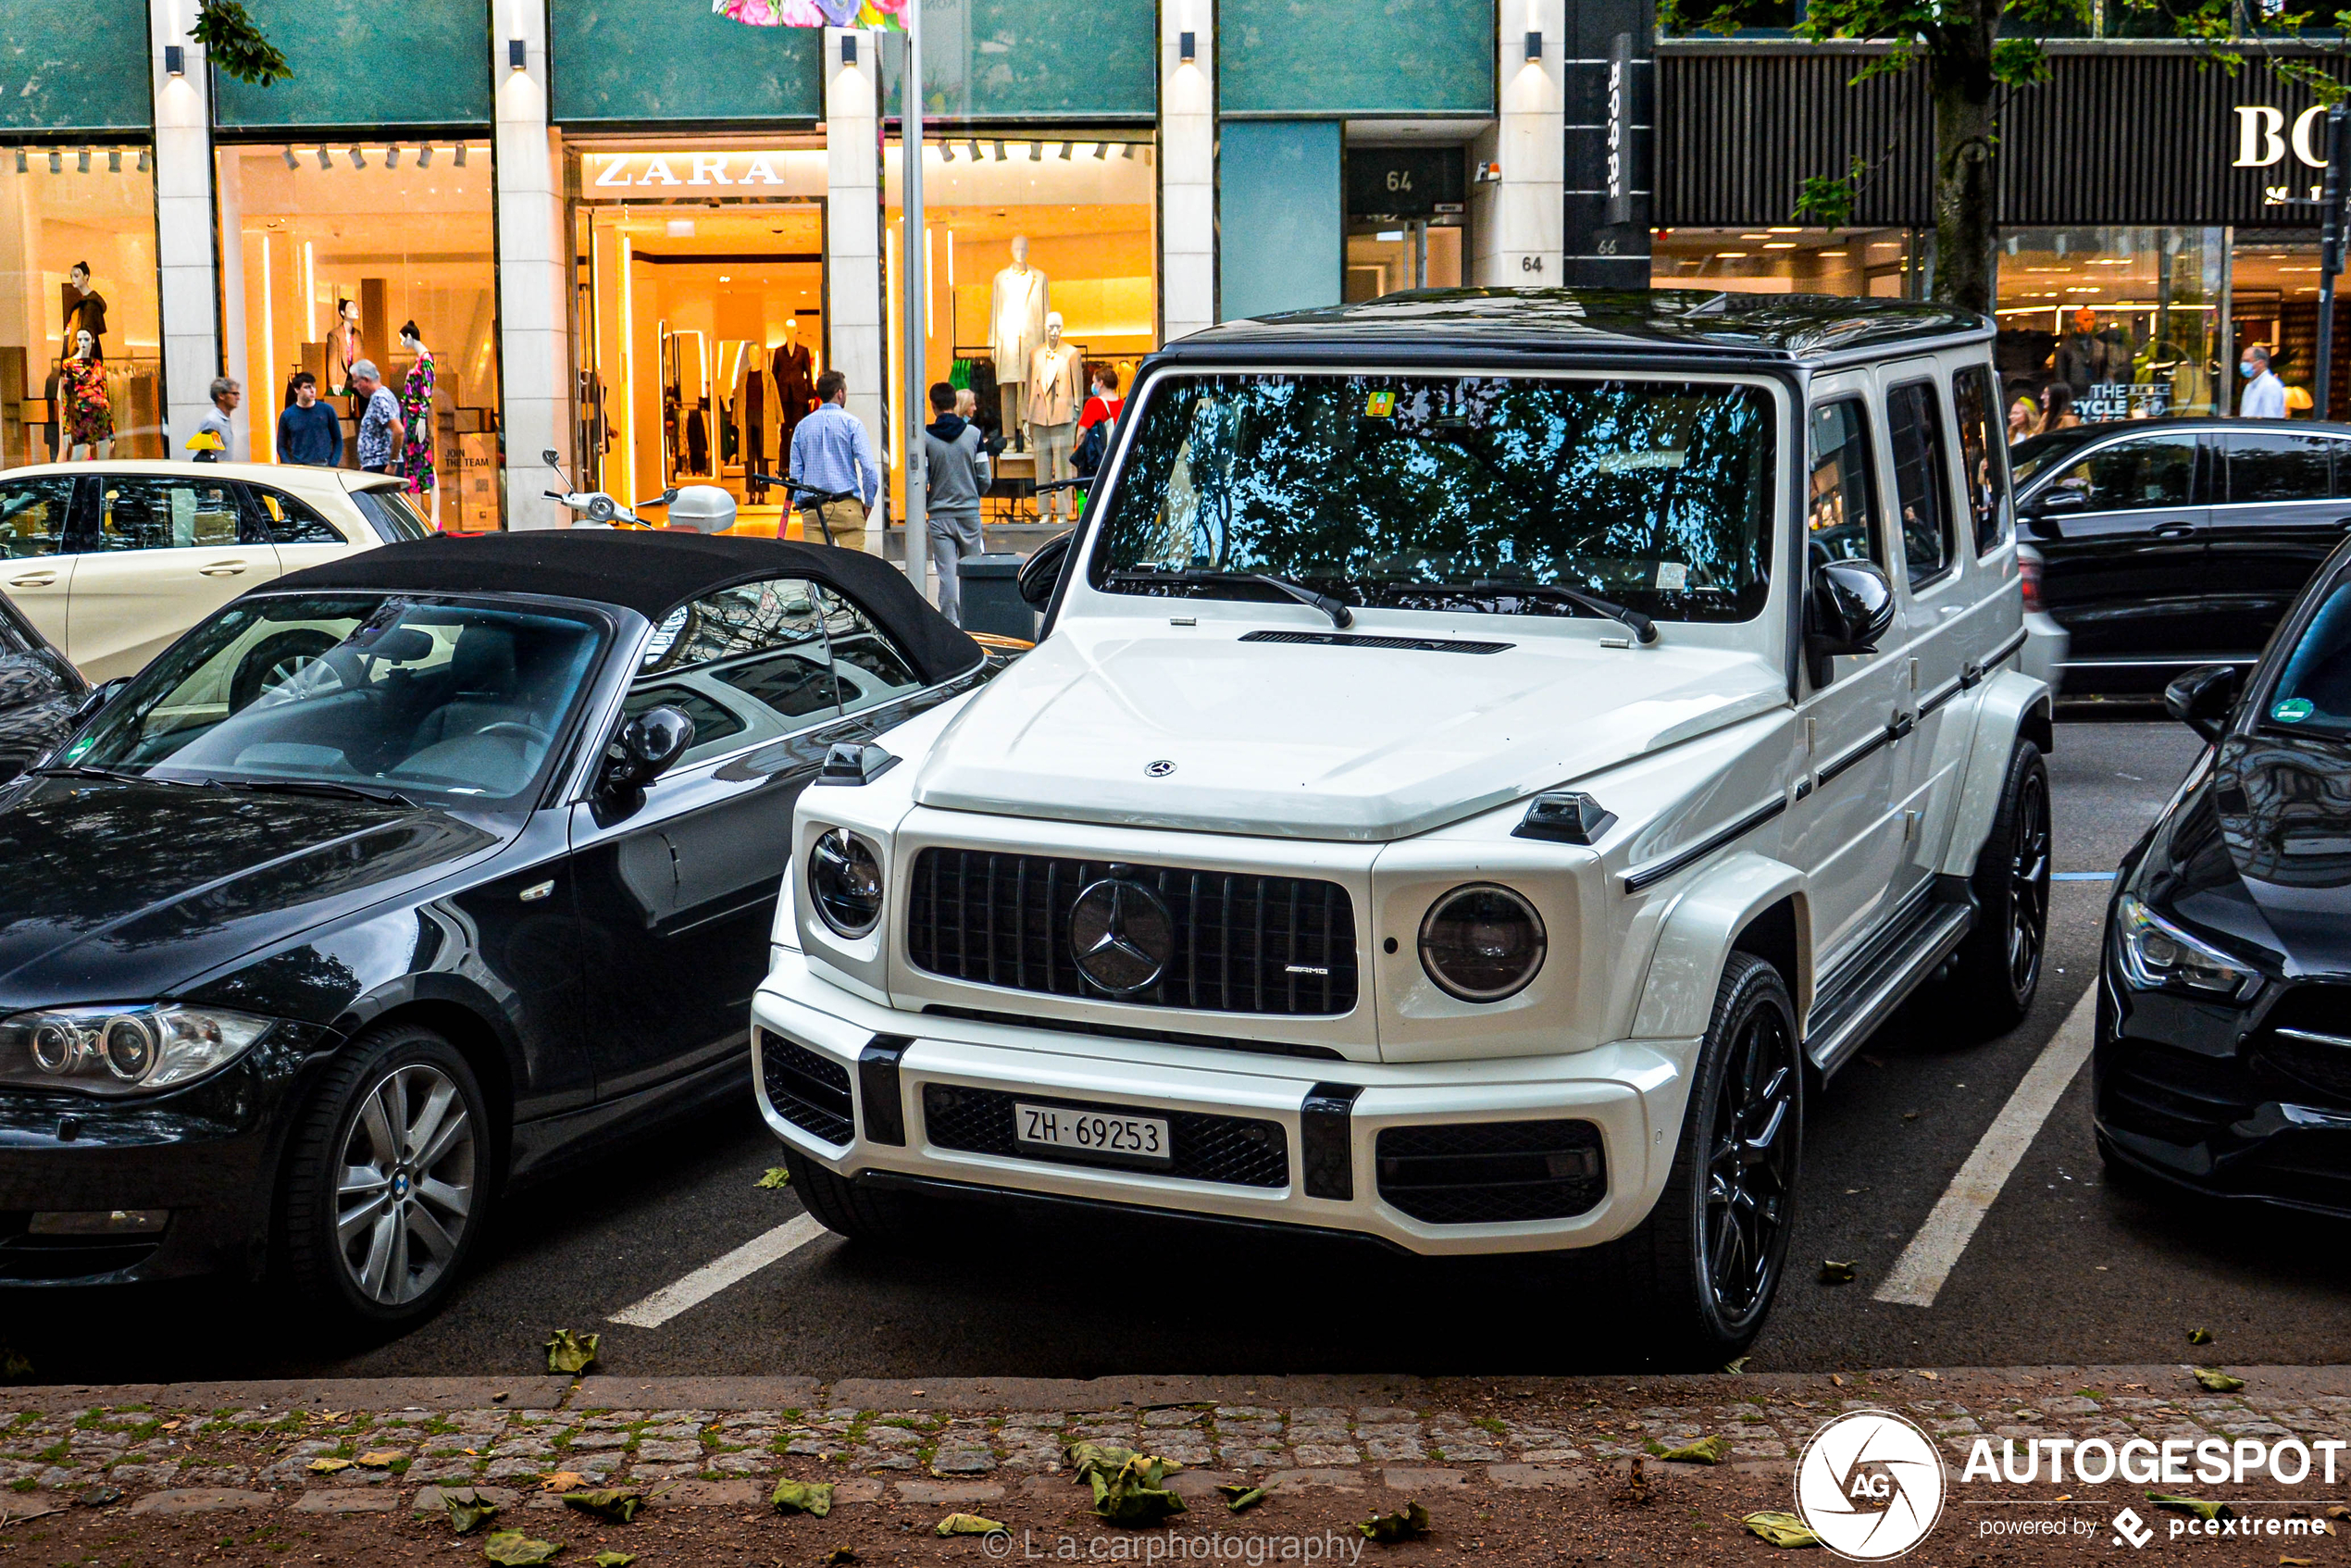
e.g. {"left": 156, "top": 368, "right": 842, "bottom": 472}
{"left": 356, "top": 1450, "right": 402, "bottom": 1468}
{"left": 936, "top": 1512, "right": 1004, "bottom": 1537}
{"left": 1358, "top": 1501, "right": 1431, "bottom": 1543}
{"left": 2149, "top": 1492, "right": 2233, "bottom": 1523}
{"left": 2188, "top": 1327, "right": 2213, "bottom": 1345}
{"left": 561, "top": 1488, "right": 643, "bottom": 1524}
{"left": 538, "top": 1471, "right": 589, "bottom": 1494}
{"left": 543, "top": 1328, "right": 599, "bottom": 1375}
{"left": 2193, "top": 1369, "right": 2245, "bottom": 1393}
{"left": 305, "top": 1458, "right": 352, "bottom": 1474}
{"left": 1818, "top": 1260, "right": 1857, "bottom": 1286}
{"left": 1917, "top": 1371, "right": 1940, "bottom": 1381}
{"left": 482, "top": 1530, "right": 562, "bottom": 1565}
{"left": 1744, "top": 1511, "right": 1822, "bottom": 1548}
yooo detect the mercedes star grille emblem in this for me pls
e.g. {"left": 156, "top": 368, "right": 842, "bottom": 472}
{"left": 1146, "top": 759, "right": 1176, "bottom": 778}
{"left": 1069, "top": 876, "right": 1175, "bottom": 995}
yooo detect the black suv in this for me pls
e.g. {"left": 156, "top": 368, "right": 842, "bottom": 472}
{"left": 2011, "top": 417, "right": 2351, "bottom": 694}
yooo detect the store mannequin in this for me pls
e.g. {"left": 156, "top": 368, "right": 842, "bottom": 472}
{"left": 1027, "top": 312, "right": 1084, "bottom": 518}
{"left": 990, "top": 236, "right": 1049, "bottom": 452}
{"left": 773, "top": 317, "right": 815, "bottom": 461}
{"left": 63, "top": 263, "right": 107, "bottom": 363}
{"left": 333, "top": 299, "right": 363, "bottom": 407}
{"left": 397, "top": 321, "right": 439, "bottom": 527}
{"left": 61, "top": 329, "right": 111, "bottom": 461}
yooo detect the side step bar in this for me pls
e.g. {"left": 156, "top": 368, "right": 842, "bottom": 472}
{"left": 1805, "top": 876, "right": 1976, "bottom": 1079}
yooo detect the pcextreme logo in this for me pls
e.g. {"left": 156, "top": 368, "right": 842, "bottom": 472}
{"left": 1795, "top": 1410, "right": 1949, "bottom": 1561}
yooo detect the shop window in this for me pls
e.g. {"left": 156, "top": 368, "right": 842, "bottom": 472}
{"left": 218, "top": 141, "right": 500, "bottom": 530}
{"left": 2044, "top": 432, "right": 2196, "bottom": 512}
{"left": 1995, "top": 229, "right": 2226, "bottom": 425}
{"left": 1950, "top": 364, "right": 2009, "bottom": 554}
{"left": 2220, "top": 431, "right": 2346, "bottom": 503}
{"left": 0, "top": 144, "right": 164, "bottom": 466}
{"left": 1885, "top": 382, "right": 1954, "bottom": 587}
{"left": 0, "top": 477, "right": 74, "bottom": 560}
{"left": 1808, "top": 399, "right": 1883, "bottom": 566}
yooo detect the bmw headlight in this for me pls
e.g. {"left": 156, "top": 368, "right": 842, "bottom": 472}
{"left": 2114, "top": 895, "right": 2261, "bottom": 1001}
{"left": 1419, "top": 884, "right": 1547, "bottom": 1002}
{"left": 808, "top": 828, "right": 885, "bottom": 940}
{"left": 0, "top": 1005, "right": 271, "bottom": 1096}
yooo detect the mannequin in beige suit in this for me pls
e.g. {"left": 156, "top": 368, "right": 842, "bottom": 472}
{"left": 989, "top": 236, "right": 1050, "bottom": 450}
{"left": 1027, "top": 312, "right": 1085, "bottom": 518}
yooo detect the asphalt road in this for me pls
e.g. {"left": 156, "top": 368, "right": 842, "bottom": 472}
{"left": 8, "top": 716, "right": 2345, "bottom": 1385}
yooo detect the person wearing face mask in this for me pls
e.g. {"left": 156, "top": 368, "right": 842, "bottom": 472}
{"left": 2240, "top": 343, "right": 2288, "bottom": 418}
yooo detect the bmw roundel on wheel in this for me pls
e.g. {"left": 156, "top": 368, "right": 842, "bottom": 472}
{"left": 753, "top": 289, "right": 2055, "bottom": 1363}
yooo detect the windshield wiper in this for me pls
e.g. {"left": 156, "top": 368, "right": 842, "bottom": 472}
{"left": 1464, "top": 580, "right": 1659, "bottom": 645}
{"left": 31, "top": 765, "right": 199, "bottom": 787}
{"left": 216, "top": 778, "right": 419, "bottom": 809}
{"left": 1106, "top": 568, "right": 1354, "bottom": 629}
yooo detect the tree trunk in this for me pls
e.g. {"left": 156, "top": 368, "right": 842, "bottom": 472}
{"left": 1928, "top": 3, "right": 2002, "bottom": 315}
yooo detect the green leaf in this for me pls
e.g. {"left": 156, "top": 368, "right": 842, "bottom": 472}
{"left": 1219, "top": 1485, "right": 1266, "bottom": 1513}
{"left": 189, "top": 0, "right": 291, "bottom": 86}
{"left": 434, "top": 1487, "right": 502, "bottom": 1536}
{"left": 543, "top": 1329, "right": 600, "bottom": 1375}
{"left": 561, "top": 1488, "right": 643, "bottom": 1524}
{"left": 2192, "top": 1368, "right": 2245, "bottom": 1393}
{"left": 2148, "top": 1492, "right": 2233, "bottom": 1523}
{"left": 1992, "top": 36, "right": 2052, "bottom": 88}
{"left": 1743, "top": 1511, "right": 1822, "bottom": 1548}
{"left": 1818, "top": 1259, "right": 1858, "bottom": 1285}
{"left": 1661, "top": 1435, "right": 1730, "bottom": 1464}
{"left": 2188, "top": 1327, "right": 2213, "bottom": 1345}
{"left": 936, "top": 1512, "right": 1005, "bottom": 1536}
{"left": 755, "top": 1166, "right": 792, "bottom": 1188}
{"left": 1088, "top": 1454, "right": 1187, "bottom": 1525}
{"left": 771, "top": 1478, "right": 834, "bottom": 1517}
{"left": 1357, "top": 1500, "right": 1430, "bottom": 1543}
{"left": 1064, "top": 1440, "right": 1138, "bottom": 1483}
{"left": 1793, "top": 157, "right": 1870, "bottom": 230}
{"left": 483, "top": 1531, "right": 564, "bottom": 1566}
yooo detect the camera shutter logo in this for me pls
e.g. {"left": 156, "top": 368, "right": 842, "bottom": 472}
{"left": 1794, "top": 1410, "right": 1947, "bottom": 1561}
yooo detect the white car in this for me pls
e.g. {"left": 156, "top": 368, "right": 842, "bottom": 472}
{"left": 751, "top": 292, "right": 2056, "bottom": 1360}
{"left": 0, "top": 461, "right": 426, "bottom": 682}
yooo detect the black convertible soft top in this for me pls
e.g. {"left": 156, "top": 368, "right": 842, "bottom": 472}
{"left": 273, "top": 529, "right": 985, "bottom": 687}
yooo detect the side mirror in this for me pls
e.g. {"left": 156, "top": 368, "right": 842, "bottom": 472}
{"left": 1017, "top": 531, "right": 1074, "bottom": 610}
{"left": 602, "top": 704, "right": 695, "bottom": 792}
{"left": 2164, "top": 664, "right": 2242, "bottom": 743}
{"left": 1804, "top": 559, "right": 1897, "bottom": 688}
{"left": 71, "top": 677, "right": 130, "bottom": 723}
{"left": 2020, "top": 488, "right": 2086, "bottom": 539}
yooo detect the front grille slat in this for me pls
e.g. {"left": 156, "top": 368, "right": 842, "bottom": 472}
{"left": 922, "top": 1084, "right": 1289, "bottom": 1188}
{"left": 758, "top": 1031, "right": 856, "bottom": 1147}
{"left": 1375, "top": 1120, "right": 1609, "bottom": 1225}
{"left": 906, "top": 850, "right": 1358, "bottom": 1017}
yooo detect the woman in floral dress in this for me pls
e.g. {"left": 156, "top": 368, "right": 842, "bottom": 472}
{"left": 397, "top": 323, "right": 436, "bottom": 496}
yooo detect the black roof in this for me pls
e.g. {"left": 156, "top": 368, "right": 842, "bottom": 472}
{"left": 272, "top": 529, "right": 985, "bottom": 687}
{"left": 1157, "top": 288, "right": 1988, "bottom": 363}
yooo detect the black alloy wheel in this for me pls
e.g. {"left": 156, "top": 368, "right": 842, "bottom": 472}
{"left": 1948, "top": 740, "right": 2051, "bottom": 1032}
{"left": 1701, "top": 981, "right": 1801, "bottom": 1323}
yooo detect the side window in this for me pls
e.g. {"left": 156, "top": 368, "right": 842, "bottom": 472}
{"left": 0, "top": 477, "right": 75, "bottom": 561}
{"left": 1885, "top": 381, "right": 1955, "bottom": 587}
{"left": 2222, "top": 432, "right": 2335, "bottom": 504}
{"left": 1950, "top": 364, "right": 2009, "bottom": 554}
{"left": 633, "top": 576, "right": 845, "bottom": 763}
{"left": 247, "top": 487, "right": 346, "bottom": 545}
{"left": 351, "top": 488, "right": 434, "bottom": 542}
{"left": 815, "top": 587, "right": 925, "bottom": 717}
{"left": 1807, "top": 399, "right": 1883, "bottom": 566}
{"left": 2045, "top": 433, "right": 2196, "bottom": 511}
{"left": 93, "top": 478, "right": 253, "bottom": 552}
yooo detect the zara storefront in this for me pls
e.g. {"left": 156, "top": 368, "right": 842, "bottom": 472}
{"left": 6, "top": 0, "right": 1549, "bottom": 534}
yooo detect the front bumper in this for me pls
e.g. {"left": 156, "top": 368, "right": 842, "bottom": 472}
{"left": 752, "top": 952, "right": 1694, "bottom": 1255}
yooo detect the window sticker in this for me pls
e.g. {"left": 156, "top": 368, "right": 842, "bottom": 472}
{"left": 1656, "top": 562, "right": 1688, "bottom": 591}
{"left": 1363, "top": 391, "right": 1396, "bottom": 417}
{"left": 2272, "top": 696, "right": 2316, "bottom": 723}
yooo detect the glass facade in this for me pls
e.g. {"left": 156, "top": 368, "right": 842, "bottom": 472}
{"left": 0, "top": 144, "right": 163, "bottom": 467}
{"left": 1651, "top": 228, "right": 1922, "bottom": 296}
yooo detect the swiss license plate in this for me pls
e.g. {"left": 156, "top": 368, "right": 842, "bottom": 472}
{"left": 1014, "top": 1101, "right": 1173, "bottom": 1165}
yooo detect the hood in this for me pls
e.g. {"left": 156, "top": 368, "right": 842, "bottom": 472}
{"left": 912, "top": 621, "right": 1787, "bottom": 841}
{"left": 927, "top": 413, "right": 968, "bottom": 442}
{"left": 0, "top": 779, "right": 501, "bottom": 1007}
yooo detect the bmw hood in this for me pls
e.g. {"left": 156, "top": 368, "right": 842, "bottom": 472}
{"left": 909, "top": 617, "right": 1789, "bottom": 841}
{"left": 0, "top": 778, "right": 500, "bottom": 1008}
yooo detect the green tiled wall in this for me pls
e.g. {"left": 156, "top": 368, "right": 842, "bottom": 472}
{"left": 215, "top": 0, "right": 492, "bottom": 128}
{"left": 1220, "top": 0, "right": 1494, "bottom": 117}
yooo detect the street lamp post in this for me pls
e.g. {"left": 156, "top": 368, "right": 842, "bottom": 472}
{"left": 900, "top": 9, "right": 928, "bottom": 597}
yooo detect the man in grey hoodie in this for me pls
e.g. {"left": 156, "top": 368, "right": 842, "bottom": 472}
{"left": 923, "top": 380, "right": 993, "bottom": 626}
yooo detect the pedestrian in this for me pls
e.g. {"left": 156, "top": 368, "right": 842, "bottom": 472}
{"left": 351, "top": 360, "right": 403, "bottom": 475}
{"left": 922, "top": 380, "right": 992, "bottom": 627}
{"left": 786, "top": 369, "right": 880, "bottom": 553}
{"left": 1073, "top": 362, "right": 1122, "bottom": 480}
{"left": 2240, "top": 343, "right": 2289, "bottom": 419}
{"left": 275, "top": 371, "right": 342, "bottom": 467}
{"left": 2006, "top": 393, "right": 2038, "bottom": 441}
{"left": 193, "top": 376, "right": 241, "bottom": 463}
{"left": 2036, "top": 383, "right": 2079, "bottom": 435}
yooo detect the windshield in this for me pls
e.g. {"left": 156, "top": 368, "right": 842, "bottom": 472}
{"left": 2264, "top": 579, "right": 2351, "bottom": 739}
{"left": 65, "top": 595, "right": 604, "bottom": 804}
{"left": 1090, "top": 374, "right": 1779, "bottom": 622}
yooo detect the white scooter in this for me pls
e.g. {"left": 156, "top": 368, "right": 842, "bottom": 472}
{"left": 541, "top": 447, "right": 676, "bottom": 529}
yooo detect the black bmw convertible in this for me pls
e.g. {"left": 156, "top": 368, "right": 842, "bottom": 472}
{"left": 2097, "top": 534, "right": 2351, "bottom": 1213}
{"left": 0, "top": 531, "right": 988, "bottom": 1326}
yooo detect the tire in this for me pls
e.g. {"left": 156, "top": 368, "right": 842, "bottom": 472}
{"left": 280, "top": 1023, "right": 493, "bottom": 1330}
{"left": 1947, "top": 740, "right": 2051, "bottom": 1033}
{"left": 1598, "top": 952, "right": 1803, "bottom": 1366}
{"left": 231, "top": 628, "right": 338, "bottom": 711}
{"left": 780, "top": 1148, "right": 937, "bottom": 1243}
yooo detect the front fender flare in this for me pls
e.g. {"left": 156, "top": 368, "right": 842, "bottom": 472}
{"left": 1939, "top": 669, "right": 2053, "bottom": 882}
{"left": 1628, "top": 851, "right": 1810, "bottom": 1040}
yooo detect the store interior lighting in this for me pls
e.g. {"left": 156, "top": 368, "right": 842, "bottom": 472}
{"left": 992, "top": 141, "right": 1007, "bottom": 160}
{"left": 1122, "top": 143, "right": 1138, "bottom": 159}
{"left": 940, "top": 142, "right": 956, "bottom": 161}
{"left": 282, "top": 145, "right": 299, "bottom": 169}
{"left": 417, "top": 143, "right": 433, "bottom": 168}
{"left": 966, "top": 140, "right": 983, "bottom": 161}
{"left": 350, "top": 146, "right": 367, "bottom": 168}
{"left": 386, "top": 145, "right": 401, "bottom": 168}
{"left": 47, "top": 151, "right": 61, "bottom": 174}
{"left": 11, "top": 151, "right": 24, "bottom": 174}
{"left": 1028, "top": 141, "right": 1043, "bottom": 160}
{"left": 77, "top": 149, "right": 91, "bottom": 173}
{"left": 1058, "top": 141, "right": 1074, "bottom": 159}
{"left": 107, "top": 148, "right": 122, "bottom": 173}
{"left": 317, "top": 146, "right": 333, "bottom": 169}
{"left": 1092, "top": 142, "right": 1109, "bottom": 159}
{"left": 454, "top": 143, "right": 467, "bottom": 167}
{"left": 136, "top": 148, "right": 150, "bottom": 172}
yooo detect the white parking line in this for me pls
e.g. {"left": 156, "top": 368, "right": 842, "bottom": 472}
{"left": 1872, "top": 986, "right": 2099, "bottom": 1310}
{"left": 606, "top": 1213, "right": 829, "bottom": 1329}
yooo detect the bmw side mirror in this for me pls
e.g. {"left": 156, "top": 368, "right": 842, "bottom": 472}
{"left": 1018, "top": 531, "right": 1073, "bottom": 610}
{"left": 2020, "top": 489, "right": 2084, "bottom": 540}
{"left": 602, "top": 704, "right": 695, "bottom": 793}
{"left": 2164, "top": 664, "right": 2242, "bottom": 744}
{"left": 1804, "top": 559, "right": 1896, "bottom": 688}
{"left": 71, "top": 677, "right": 130, "bottom": 723}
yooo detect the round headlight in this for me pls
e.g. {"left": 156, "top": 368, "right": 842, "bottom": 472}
{"left": 101, "top": 1015, "right": 156, "bottom": 1081}
{"left": 1418, "top": 884, "right": 1547, "bottom": 1002}
{"left": 29, "top": 1023, "right": 77, "bottom": 1075}
{"left": 809, "top": 828, "right": 884, "bottom": 940}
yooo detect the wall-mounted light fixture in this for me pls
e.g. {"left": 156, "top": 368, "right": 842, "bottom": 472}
{"left": 1525, "top": 30, "right": 1542, "bottom": 59}
{"left": 165, "top": 44, "right": 185, "bottom": 75}
{"left": 1178, "top": 31, "right": 1196, "bottom": 61}
{"left": 137, "top": 148, "right": 151, "bottom": 172}
{"left": 454, "top": 143, "right": 468, "bottom": 167}
{"left": 281, "top": 144, "right": 299, "bottom": 169}
{"left": 349, "top": 146, "right": 367, "bottom": 168}
{"left": 841, "top": 32, "right": 858, "bottom": 65}
{"left": 508, "top": 38, "right": 527, "bottom": 68}
{"left": 417, "top": 143, "right": 433, "bottom": 168}
{"left": 107, "top": 148, "right": 121, "bottom": 172}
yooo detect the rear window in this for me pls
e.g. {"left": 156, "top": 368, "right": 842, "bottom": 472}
{"left": 351, "top": 487, "right": 434, "bottom": 542}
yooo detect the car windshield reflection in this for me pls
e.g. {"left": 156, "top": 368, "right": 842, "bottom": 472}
{"left": 68, "top": 594, "right": 605, "bottom": 805}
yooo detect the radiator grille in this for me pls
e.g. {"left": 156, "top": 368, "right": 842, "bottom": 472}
{"left": 906, "top": 850, "right": 1359, "bottom": 1015}
{"left": 921, "top": 1084, "right": 1290, "bottom": 1188}
{"left": 759, "top": 1031, "right": 855, "bottom": 1146}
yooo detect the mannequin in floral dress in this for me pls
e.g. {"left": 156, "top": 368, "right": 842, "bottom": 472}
{"left": 397, "top": 322, "right": 437, "bottom": 519}
{"left": 61, "top": 329, "right": 112, "bottom": 460}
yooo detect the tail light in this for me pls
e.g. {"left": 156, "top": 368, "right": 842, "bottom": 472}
{"left": 2018, "top": 554, "right": 2044, "bottom": 613}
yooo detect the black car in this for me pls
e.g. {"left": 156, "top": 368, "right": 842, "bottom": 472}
{"left": 2011, "top": 417, "right": 2351, "bottom": 695}
{"left": 0, "top": 531, "right": 988, "bottom": 1325}
{"left": 2096, "top": 533, "right": 2351, "bottom": 1213}
{"left": 0, "top": 591, "right": 86, "bottom": 782}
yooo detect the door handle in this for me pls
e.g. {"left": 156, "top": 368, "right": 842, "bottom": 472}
{"left": 6, "top": 572, "right": 56, "bottom": 588}
{"left": 2150, "top": 522, "right": 2198, "bottom": 539}
{"left": 197, "top": 560, "right": 248, "bottom": 577}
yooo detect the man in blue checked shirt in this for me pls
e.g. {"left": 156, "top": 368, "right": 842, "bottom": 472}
{"left": 787, "top": 370, "right": 880, "bottom": 553}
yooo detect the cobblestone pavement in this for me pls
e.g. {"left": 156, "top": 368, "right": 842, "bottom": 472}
{"left": 0, "top": 1365, "right": 2343, "bottom": 1518}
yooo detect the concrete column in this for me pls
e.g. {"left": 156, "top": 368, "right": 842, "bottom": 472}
{"left": 825, "top": 29, "right": 886, "bottom": 519}
{"left": 150, "top": 0, "right": 221, "bottom": 457}
{"left": 1159, "top": 4, "right": 1214, "bottom": 338}
{"left": 1469, "top": 0, "right": 1563, "bottom": 288}
{"left": 493, "top": 6, "right": 569, "bottom": 529}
